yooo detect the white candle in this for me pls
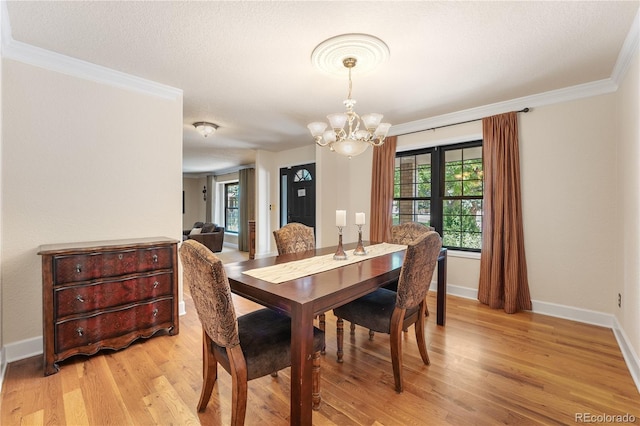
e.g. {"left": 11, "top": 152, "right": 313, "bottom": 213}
{"left": 336, "top": 210, "right": 347, "bottom": 227}
{"left": 355, "top": 212, "right": 365, "bottom": 225}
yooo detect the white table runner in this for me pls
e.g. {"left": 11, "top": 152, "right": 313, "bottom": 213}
{"left": 242, "top": 242, "right": 407, "bottom": 284}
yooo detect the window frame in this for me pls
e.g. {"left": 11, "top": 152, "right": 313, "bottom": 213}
{"left": 394, "top": 140, "right": 483, "bottom": 252}
{"left": 224, "top": 182, "right": 239, "bottom": 234}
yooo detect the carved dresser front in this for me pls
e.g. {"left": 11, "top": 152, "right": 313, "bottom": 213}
{"left": 38, "top": 237, "right": 179, "bottom": 376}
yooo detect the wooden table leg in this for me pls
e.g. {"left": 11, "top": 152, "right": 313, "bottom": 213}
{"left": 437, "top": 248, "right": 447, "bottom": 326}
{"left": 289, "top": 304, "right": 315, "bottom": 425}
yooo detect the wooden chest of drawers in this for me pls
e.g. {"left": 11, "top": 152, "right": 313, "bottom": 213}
{"left": 38, "top": 237, "right": 179, "bottom": 376}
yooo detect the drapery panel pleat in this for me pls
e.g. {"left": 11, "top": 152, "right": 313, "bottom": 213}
{"left": 370, "top": 136, "right": 397, "bottom": 243}
{"left": 478, "top": 112, "right": 532, "bottom": 314}
{"left": 238, "top": 168, "right": 255, "bottom": 252}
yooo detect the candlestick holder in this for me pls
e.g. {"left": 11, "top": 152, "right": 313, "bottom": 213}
{"left": 353, "top": 224, "right": 367, "bottom": 256}
{"left": 333, "top": 226, "right": 347, "bottom": 260}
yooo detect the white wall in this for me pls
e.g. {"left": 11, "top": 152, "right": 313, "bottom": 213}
{"left": 316, "top": 145, "right": 373, "bottom": 248}
{"left": 182, "top": 176, "right": 207, "bottom": 229}
{"left": 1, "top": 59, "right": 182, "bottom": 350}
{"left": 0, "top": 1, "right": 4, "bottom": 387}
{"left": 255, "top": 150, "right": 276, "bottom": 255}
{"left": 616, "top": 43, "right": 640, "bottom": 377}
{"left": 254, "top": 145, "right": 315, "bottom": 256}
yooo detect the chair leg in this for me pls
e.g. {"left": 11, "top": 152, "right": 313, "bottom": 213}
{"left": 227, "top": 346, "right": 248, "bottom": 426}
{"left": 312, "top": 350, "right": 321, "bottom": 410}
{"left": 350, "top": 322, "right": 356, "bottom": 335}
{"left": 415, "top": 303, "right": 430, "bottom": 365}
{"left": 336, "top": 318, "right": 344, "bottom": 363}
{"left": 390, "top": 308, "right": 406, "bottom": 393}
{"left": 271, "top": 372, "right": 278, "bottom": 377}
{"left": 197, "top": 330, "right": 218, "bottom": 412}
{"left": 369, "top": 329, "right": 375, "bottom": 340}
{"left": 319, "top": 313, "right": 326, "bottom": 354}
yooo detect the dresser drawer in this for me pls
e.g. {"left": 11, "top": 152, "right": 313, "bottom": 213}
{"left": 53, "top": 246, "right": 173, "bottom": 284}
{"left": 55, "top": 272, "right": 173, "bottom": 317}
{"left": 55, "top": 298, "right": 174, "bottom": 354}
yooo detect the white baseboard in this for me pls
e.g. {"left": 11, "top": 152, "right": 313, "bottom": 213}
{"left": 5, "top": 336, "right": 42, "bottom": 363}
{"left": 530, "top": 299, "right": 614, "bottom": 328}
{"left": 613, "top": 316, "right": 640, "bottom": 393}
{"left": 179, "top": 300, "right": 186, "bottom": 316}
{"left": 0, "top": 346, "right": 6, "bottom": 393}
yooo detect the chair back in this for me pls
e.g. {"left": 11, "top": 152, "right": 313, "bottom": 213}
{"left": 396, "top": 231, "right": 442, "bottom": 310}
{"left": 179, "top": 239, "right": 240, "bottom": 348}
{"left": 273, "top": 222, "right": 315, "bottom": 254}
{"left": 390, "top": 222, "right": 435, "bottom": 245}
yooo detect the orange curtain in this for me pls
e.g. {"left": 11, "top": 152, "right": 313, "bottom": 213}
{"left": 370, "top": 136, "right": 397, "bottom": 243}
{"left": 478, "top": 112, "right": 532, "bottom": 313}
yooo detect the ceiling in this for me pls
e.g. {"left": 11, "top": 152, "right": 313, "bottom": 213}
{"left": 4, "top": 1, "right": 639, "bottom": 175}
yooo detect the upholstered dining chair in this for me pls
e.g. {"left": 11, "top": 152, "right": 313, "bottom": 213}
{"left": 333, "top": 231, "right": 442, "bottom": 393}
{"left": 354, "top": 222, "right": 436, "bottom": 339}
{"left": 180, "top": 239, "right": 324, "bottom": 425}
{"left": 390, "top": 222, "right": 435, "bottom": 245}
{"left": 386, "top": 221, "right": 435, "bottom": 305}
{"left": 273, "top": 222, "right": 327, "bottom": 353}
{"left": 273, "top": 222, "right": 316, "bottom": 254}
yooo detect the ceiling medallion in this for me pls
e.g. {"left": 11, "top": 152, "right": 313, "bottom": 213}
{"left": 311, "top": 34, "right": 390, "bottom": 77}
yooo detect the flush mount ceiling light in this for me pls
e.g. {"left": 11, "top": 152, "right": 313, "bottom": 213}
{"left": 193, "top": 122, "right": 219, "bottom": 138}
{"left": 307, "top": 34, "right": 391, "bottom": 158}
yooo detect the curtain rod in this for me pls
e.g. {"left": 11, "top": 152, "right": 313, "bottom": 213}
{"left": 400, "top": 107, "right": 530, "bottom": 136}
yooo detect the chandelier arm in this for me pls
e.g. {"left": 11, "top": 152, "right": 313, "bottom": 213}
{"left": 314, "top": 137, "right": 330, "bottom": 147}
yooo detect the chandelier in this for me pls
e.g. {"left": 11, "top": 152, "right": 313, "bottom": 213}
{"left": 307, "top": 57, "right": 391, "bottom": 158}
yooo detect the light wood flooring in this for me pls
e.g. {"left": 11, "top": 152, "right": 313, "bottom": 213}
{"left": 2, "top": 249, "right": 639, "bottom": 425}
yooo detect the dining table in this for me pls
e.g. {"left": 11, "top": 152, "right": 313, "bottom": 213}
{"left": 223, "top": 241, "right": 447, "bottom": 425}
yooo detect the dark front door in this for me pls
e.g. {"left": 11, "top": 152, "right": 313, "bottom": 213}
{"left": 280, "top": 163, "right": 316, "bottom": 231}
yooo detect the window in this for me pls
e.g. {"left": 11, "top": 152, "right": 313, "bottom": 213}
{"left": 225, "top": 182, "right": 239, "bottom": 233}
{"left": 393, "top": 141, "right": 483, "bottom": 251}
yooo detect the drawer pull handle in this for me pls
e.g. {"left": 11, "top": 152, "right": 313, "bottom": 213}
{"left": 76, "top": 327, "right": 84, "bottom": 337}
{"left": 76, "top": 295, "right": 85, "bottom": 303}
{"left": 75, "top": 264, "right": 82, "bottom": 273}
{"left": 153, "top": 281, "right": 159, "bottom": 289}
{"left": 152, "top": 308, "right": 159, "bottom": 317}
{"left": 152, "top": 254, "right": 158, "bottom": 263}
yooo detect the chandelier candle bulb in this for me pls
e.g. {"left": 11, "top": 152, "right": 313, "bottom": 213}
{"left": 355, "top": 212, "right": 365, "bottom": 225}
{"left": 336, "top": 210, "right": 347, "bottom": 227}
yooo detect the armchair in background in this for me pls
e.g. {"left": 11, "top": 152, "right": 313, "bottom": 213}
{"left": 183, "top": 221, "right": 204, "bottom": 241}
{"left": 187, "top": 222, "right": 225, "bottom": 253}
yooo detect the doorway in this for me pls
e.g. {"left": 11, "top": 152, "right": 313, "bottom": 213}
{"left": 280, "top": 163, "right": 316, "bottom": 232}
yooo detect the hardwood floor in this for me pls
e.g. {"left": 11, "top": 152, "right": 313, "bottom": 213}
{"left": 2, "top": 253, "right": 639, "bottom": 425}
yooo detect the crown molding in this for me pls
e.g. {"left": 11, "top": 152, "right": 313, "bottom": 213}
{"left": 390, "top": 78, "right": 617, "bottom": 137}
{"left": 2, "top": 39, "right": 182, "bottom": 100}
{"left": 0, "top": 1, "right": 181, "bottom": 100}
{"left": 612, "top": 8, "right": 640, "bottom": 86}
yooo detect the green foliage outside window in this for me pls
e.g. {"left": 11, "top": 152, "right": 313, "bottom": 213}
{"left": 225, "top": 183, "right": 239, "bottom": 233}
{"left": 393, "top": 142, "right": 483, "bottom": 251}
{"left": 442, "top": 148, "right": 483, "bottom": 249}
